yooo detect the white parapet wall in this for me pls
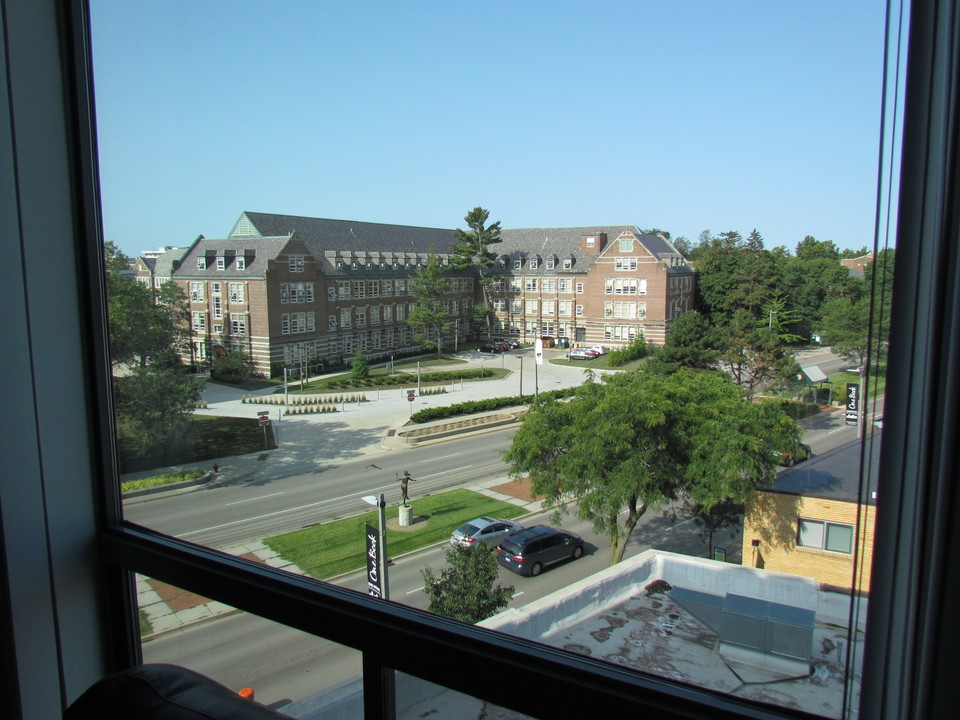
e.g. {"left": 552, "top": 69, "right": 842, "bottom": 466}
{"left": 482, "top": 549, "right": 860, "bottom": 640}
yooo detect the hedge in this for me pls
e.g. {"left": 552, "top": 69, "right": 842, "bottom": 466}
{"left": 409, "top": 386, "right": 577, "bottom": 423}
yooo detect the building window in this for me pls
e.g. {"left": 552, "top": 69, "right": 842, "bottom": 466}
{"left": 370, "top": 306, "right": 380, "bottom": 325}
{"left": 353, "top": 280, "right": 365, "bottom": 299}
{"left": 525, "top": 299, "right": 538, "bottom": 315}
{"left": 340, "top": 307, "right": 351, "bottom": 329}
{"left": 585, "top": 236, "right": 596, "bottom": 247}
{"left": 563, "top": 257, "right": 573, "bottom": 270}
{"left": 514, "top": 258, "right": 523, "bottom": 269}
{"left": 530, "top": 257, "right": 539, "bottom": 270}
{"left": 542, "top": 278, "right": 555, "bottom": 293}
{"left": 494, "top": 298, "right": 506, "bottom": 312}
{"left": 525, "top": 277, "right": 538, "bottom": 292}
{"left": 191, "top": 311, "right": 206, "bottom": 332}
{"left": 396, "top": 279, "right": 407, "bottom": 295}
{"left": 189, "top": 282, "right": 204, "bottom": 302}
{"left": 289, "top": 255, "right": 305, "bottom": 272}
{"left": 216, "top": 255, "right": 226, "bottom": 271}
{"left": 619, "top": 238, "right": 634, "bottom": 252}
{"left": 197, "top": 256, "right": 206, "bottom": 270}
{"left": 236, "top": 256, "right": 246, "bottom": 270}
{"left": 546, "top": 256, "right": 555, "bottom": 270}
{"left": 356, "top": 307, "right": 366, "bottom": 327}
{"left": 230, "top": 313, "right": 246, "bottom": 336}
{"left": 543, "top": 300, "right": 555, "bottom": 315}
{"left": 328, "top": 315, "right": 337, "bottom": 330}
{"left": 338, "top": 281, "right": 351, "bottom": 300}
{"left": 368, "top": 280, "right": 380, "bottom": 298}
{"left": 383, "top": 305, "right": 393, "bottom": 323}
{"left": 212, "top": 296, "right": 222, "bottom": 320}
{"left": 638, "top": 278, "right": 648, "bottom": 295}
{"left": 229, "top": 283, "right": 245, "bottom": 304}
{"left": 576, "top": 282, "right": 584, "bottom": 294}
{"left": 383, "top": 280, "right": 393, "bottom": 296}
{"left": 797, "top": 519, "right": 854, "bottom": 554}
{"left": 558, "top": 278, "right": 571, "bottom": 293}
{"left": 614, "top": 257, "right": 638, "bottom": 272}
{"left": 559, "top": 300, "right": 572, "bottom": 316}
{"left": 576, "top": 304, "right": 583, "bottom": 316}
{"left": 509, "top": 277, "right": 522, "bottom": 292}
{"left": 614, "top": 302, "right": 636, "bottom": 319}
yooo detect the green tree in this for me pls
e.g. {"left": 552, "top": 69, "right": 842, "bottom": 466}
{"left": 211, "top": 349, "right": 255, "bottom": 384}
{"left": 107, "top": 274, "right": 189, "bottom": 368}
{"left": 407, "top": 250, "right": 455, "bottom": 357}
{"left": 795, "top": 235, "right": 840, "bottom": 260}
{"left": 351, "top": 349, "right": 370, "bottom": 380}
{"left": 817, "top": 296, "right": 873, "bottom": 367}
{"left": 104, "top": 239, "right": 131, "bottom": 271}
{"left": 450, "top": 207, "right": 502, "bottom": 340}
{"left": 651, "top": 311, "right": 717, "bottom": 372}
{"left": 421, "top": 544, "right": 514, "bottom": 623}
{"left": 113, "top": 366, "right": 201, "bottom": 455}
{"left": 717, "top": 310, "right": 800, "bottom": 397}
{"left": 504, "top": 369, "right": 799, "bottom": 565}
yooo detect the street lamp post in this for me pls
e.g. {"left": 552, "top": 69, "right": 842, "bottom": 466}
{"left": 361, "top": 493, "right": 389, "bottom": 600}
{"left": 519, "top": 356, "right": 523, "bottom": 396}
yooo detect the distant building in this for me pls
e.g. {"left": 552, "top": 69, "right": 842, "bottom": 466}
{"left": 132, "top": 213, "right": 694, "bottom": 375}
{"left": 741, "top": 439, "right": 878, "bottom": 593}
{"left": 840, "top": 252, "right": 875, "bottom": 278}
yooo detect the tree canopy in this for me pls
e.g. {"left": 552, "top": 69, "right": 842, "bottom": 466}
{"left": 107, "top": 274, "right": 189, "bottom": 368}
{"left": 504, "top": 369, "right": 801, "bottom": 565}
{"left": 421, "top": 544, "right": 514, "bottom": 623}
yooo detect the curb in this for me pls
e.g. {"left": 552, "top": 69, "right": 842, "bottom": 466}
{"left": 122, "top": 471, "right": 214, "bottom": 499}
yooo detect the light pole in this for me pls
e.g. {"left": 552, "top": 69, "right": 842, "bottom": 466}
{"left": 361, "top": 493, "right": 389, "bottom": 600}
{"left": 519, "top": 356, "right": 523, "bottom": 396}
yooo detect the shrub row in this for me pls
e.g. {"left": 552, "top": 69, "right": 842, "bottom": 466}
{"left": 409, "top": 386, "right": 577, "bottom": 423}
{"left": 242, "top": 393, "right": 368, "bottom": 405}
{"left": 284, "top": 405, "right": 339, "bottom": 414}
{"left": 325, "top": 368, "right": 493, "bottom": 390}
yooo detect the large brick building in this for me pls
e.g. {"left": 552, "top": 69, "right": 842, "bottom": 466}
{"left": 134, "top": 212, "right": 694, "bottom": 375}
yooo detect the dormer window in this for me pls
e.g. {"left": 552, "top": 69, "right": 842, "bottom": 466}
{"left": 585, "top": 237, "right": 596, "bottom": 248}
{"left": 197, "top": 256, "right": 206, "bottom": 270}
{"left": 563, "top": 257, "right": 574, "bottom": 270}
{"left": 530, "top": 256, "right": 540, "bottom": 270}
{"left": 216, "top": 256, "right": 225, "bottom": 271}
{"left": 498, "top": 256, "right": 508, "bottom": 268}
{"left": 236, "top": 256, "right": 246, "bottom": 270}
{"left": 546, "top": 256, "right": 556, "bottom": 270}
{"left": 514, "top": 258, "right": 523, "bottom": 270}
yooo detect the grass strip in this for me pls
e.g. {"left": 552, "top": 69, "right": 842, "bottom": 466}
{"left": 121, "top": 469, "right": 205, "bottom": 492}
{"left": 263, "top": 489, "right": 527, "bottom": 580}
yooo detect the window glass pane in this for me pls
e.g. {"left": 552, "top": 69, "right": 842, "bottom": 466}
{"left": 91, "top": 1, "right": 901, "bottom": 718}
{"left": 826, "top": 523, "right": 854, "bottom": 554}
{"left": 799, "top": 519, "right": 825, "bottom": 548}
{"left": 138, "top": 576, "right": 363, "bottom": 714}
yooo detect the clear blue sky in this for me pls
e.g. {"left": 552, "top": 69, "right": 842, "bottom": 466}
{"left": 89, "top": 1, "right": 890, "bottom": 258}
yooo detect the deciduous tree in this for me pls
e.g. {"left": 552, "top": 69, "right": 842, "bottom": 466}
{"left": 504, "top": 369, "right": 799, "bottom": 565}
{"left": 422, "top": 544, "right": 514, "bottom": 623}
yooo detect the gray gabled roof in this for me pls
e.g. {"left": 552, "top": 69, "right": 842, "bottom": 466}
{"left": 233, "top": 212, "right": 457, "bottom": 256}
{"left": 147, "top": 247, "right": 190, "bottom": 277}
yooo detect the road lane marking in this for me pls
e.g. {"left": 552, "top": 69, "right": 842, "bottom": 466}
{"left": 430, "top": 453, "right": 463, "bottom": 461}
{"left": 420, "top": 465, "right": 473, "bottom": 479}
{"left": 407, "top": 586, "right": 425, "bottom": 595}
{"left": 180, "top": 488, "right": 394, "bottom": 537}
{"left": 225, "top": 492, "right": 285, "bottom": 506}
{"left": 666, "top": 518, "right": 694, "bottom": 531}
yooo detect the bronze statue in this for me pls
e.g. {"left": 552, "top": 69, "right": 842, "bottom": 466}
{"left": 397, "top": 470, "right": 415, "bottom": 505}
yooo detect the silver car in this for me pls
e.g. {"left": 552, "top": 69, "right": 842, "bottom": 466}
{"left": 450, "top": 517, "right": 523, "bottom": 550}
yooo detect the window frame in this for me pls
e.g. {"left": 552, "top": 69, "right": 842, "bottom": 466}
{"left": 6, "top": 3, "right": 959, "bottom": 720}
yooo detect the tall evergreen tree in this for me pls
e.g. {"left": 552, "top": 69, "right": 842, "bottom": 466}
{"left": 407, "top": 250, "right": 455, "bottom": 357}
{"left": 450, "top": 207, "right": 502, "bottom": 340}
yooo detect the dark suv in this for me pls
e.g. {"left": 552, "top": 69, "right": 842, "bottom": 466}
{"left": 496, "top": 525, "right": 584, "bottom": 576}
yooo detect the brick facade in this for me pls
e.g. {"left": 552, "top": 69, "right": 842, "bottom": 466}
{"left": 742, "top": 490, "right": 876, "bottom": 593}
{"left": 134, "top": 213, "right": 693, "bottom": 375}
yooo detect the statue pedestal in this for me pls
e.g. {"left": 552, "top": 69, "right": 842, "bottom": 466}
{"left": 399, "top": 504, "right": 413, "bottom": 527}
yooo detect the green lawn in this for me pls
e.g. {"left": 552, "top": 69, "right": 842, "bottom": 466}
{"left": 263, "top": 489, "right": 527, "bottom": 580}
{"left": 827, "top": 365, "right": 888, "bottom": 401}
{"left": 121, "top": 468, "right": 204, "bottom": 492}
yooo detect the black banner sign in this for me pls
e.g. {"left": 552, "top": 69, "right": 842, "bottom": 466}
{"left": 365, "top": 523, "right": 383, "bottom": 598}
{"left": 845, "top": 383, "right": 859, "bottom": 426}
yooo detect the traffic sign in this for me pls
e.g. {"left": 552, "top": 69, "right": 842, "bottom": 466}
{"left": 407, "top": 391, "right": 415, "bottom": 402}
{"left": 258, "top": 415, "right": 270, "bottom": 426}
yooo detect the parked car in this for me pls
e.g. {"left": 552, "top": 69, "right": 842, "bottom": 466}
{"left": 568, "top": 348, "right": 599, "bottom": 360}
{"left": 494, "top": 337, "right": 520, "bottom": 349}
{"left": 774, "top": 443, "right": 812, "bottom": 467}
{"left": 450, "top": 517, "right": 523, "bottom": 550}
{"left": 496, "top": 525, "right": 584, "bottom": 576}
{"left": 476, "top": 343, "right": 502, "bottom": 353}
{"left": 588, "top": 345, "right": 607, "bottom": 355}
{"left": 494, "top": 340, "right": 512, "bottom": 352}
